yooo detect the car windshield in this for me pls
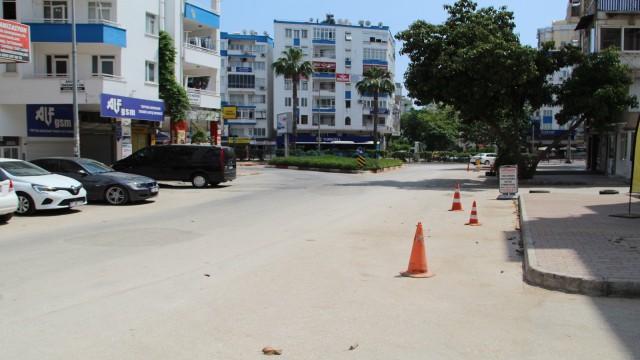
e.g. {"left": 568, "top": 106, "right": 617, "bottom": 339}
{"left": 0, "top": 160, "right": 50, "bottom": 176}
{"left": 78, "top": 159, "right": 114, "bottom": 174}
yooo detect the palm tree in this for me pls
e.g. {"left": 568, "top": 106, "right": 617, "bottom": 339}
{"left": 273, "top": 47, "right": 315, "bottom": 151}
{"left": 356, "top": 67, "right": 395, "bottom": 158}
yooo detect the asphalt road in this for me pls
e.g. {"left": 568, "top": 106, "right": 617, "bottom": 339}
{"left": 0, "top": 163, "right": 638, "bottom": 359}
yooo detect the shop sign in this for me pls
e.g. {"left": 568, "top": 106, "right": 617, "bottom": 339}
{"left": 26, "top": 104, "right": 73, "bottom": 137}
{"left": 60, "top": 79, "right": 85, "bottom": 91}
{"left": 0, "top": 19, "right": 30, "bottom": 63}
{"left": 336, "top": 73, "right": 350, "bottom": 82}
{"left": 100, "top": 93, "right": 164, "bottom": 121}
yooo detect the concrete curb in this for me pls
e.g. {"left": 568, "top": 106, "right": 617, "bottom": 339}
{"left": 518, "top": 197, "right": 640, "bottom": 297}
{"left": 264, "top": 164, "right": 403, "bottom": 174}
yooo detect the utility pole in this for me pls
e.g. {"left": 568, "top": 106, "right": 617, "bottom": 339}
{"left": 71, "top": 0, "right": 80, "bottom": 157}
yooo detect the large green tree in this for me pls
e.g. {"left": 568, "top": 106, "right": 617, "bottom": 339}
{"left": 396, "top": 0, "right": 635, "bottom": 177}
{"left": 356, "top": 67, "right": 395, "bottom": 158}
{"left": 159, "top": 30, "right": 190, "bottom": 143}
{"left": 401, "top": 106, "right": 462, "bottom": 151}
{"left": 273, "top": 47, "right": 315, "bottom": 151}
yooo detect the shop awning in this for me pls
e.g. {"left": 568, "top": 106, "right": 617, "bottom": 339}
{"left": 575, "top": 14, "right": 594, "bottom": 30}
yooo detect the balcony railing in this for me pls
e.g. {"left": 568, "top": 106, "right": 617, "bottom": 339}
{"left": 598, "top": 0, "right": 640, "bottom": 12}
{"left": 185, "top": 36, "right": 217, "bottom": 53}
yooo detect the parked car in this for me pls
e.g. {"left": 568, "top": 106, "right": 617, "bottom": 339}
{"left": 0, "top": 170, "right": 19, "bottom": 223}
{"left": 469, "top": 153, "right": 497, "bottom": 166}
{"left": 31, "top": 157, "right": 159, "bottom": 205}
{"left": 112, "top": 145, "right": 236, "bottom": 188}
{"left": 0, "top": 159, "right": 87, "bottom": 215}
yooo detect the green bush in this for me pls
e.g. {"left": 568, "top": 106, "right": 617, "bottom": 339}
{"left": 267, "top": 155, "right": 402, "bottom": 171}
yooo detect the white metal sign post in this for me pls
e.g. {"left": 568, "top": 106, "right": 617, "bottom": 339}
{"left": 497, "top": 165, "right": 519, "bottom": 200}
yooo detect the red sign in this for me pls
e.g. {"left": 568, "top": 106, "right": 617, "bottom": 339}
{"left": 336, "top": 73, "right": 350, "bottom": 82}
{"left": 0, "top": 19, "right": 30, "bottom": 63}
{"left": 314, "top": 61, "right": 336, "bottom": 69}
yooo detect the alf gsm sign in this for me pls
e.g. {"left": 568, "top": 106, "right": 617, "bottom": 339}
{"left": 0, "top": 19, "right": 30, "bottom": 63}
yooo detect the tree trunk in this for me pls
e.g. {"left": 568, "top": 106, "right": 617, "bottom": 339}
{"left": 373, "top": 92, "right": 379, "bottom": 159}
{"left": 292, "top": 75, "right": 298, "bottom": 151}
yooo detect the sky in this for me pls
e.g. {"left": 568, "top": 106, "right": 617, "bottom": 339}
{"left": 195, "top": 0, "right": 571, "bottom": 92}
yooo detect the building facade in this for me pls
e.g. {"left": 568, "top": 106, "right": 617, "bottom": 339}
{"left": 272, "top": 15, "right": 397, "bottom": 151}
{"left": 220, "top": 31, "right": 274, "bottom": 153}
{"left": 0, "top": 0, "right": 221, "bottom": 163}
{"left": 575, "top": 0, "right": 640, "bottom": 178}
{"left": 534, "top": 8, "right": 584, "bottom": 158}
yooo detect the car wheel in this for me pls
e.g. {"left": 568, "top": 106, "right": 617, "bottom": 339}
{"left": 16, "top": 192, "right": 36, "bottom": 215}
{"left": 105, "top": 185, "right": 129, "bottom": 205}
{"left": 485, "top": 160, "right": 491, "bottom": 165}
{"left": 0, "top": 212, "right": 13, "bottom": 223}
{"left": 191, "top": 173, "right": 209, "bottom": 188}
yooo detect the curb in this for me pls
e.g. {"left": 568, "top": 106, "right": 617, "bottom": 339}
{"left": 264, "top": 164, "right": 403, "bottom": 174}
{"left": 518, "top": 197, "right": 640, "bottom": 297}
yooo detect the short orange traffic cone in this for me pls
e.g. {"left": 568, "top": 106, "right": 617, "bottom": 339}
{"left": 400, "top": 222, "right": 435, "bottom": 278}
{"left": 449, "top": 183, "right": 463, "bottom": 211}
{"left": 465, "top": 201, "right": 481, "bottom": 226}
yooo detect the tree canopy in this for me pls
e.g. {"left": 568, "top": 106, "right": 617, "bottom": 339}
{"left": 159, "top": 31, "right": 190, "bottom": 125}
{"left": 396, "top": 0, "right": 636, "bottom": 177}
{"left": 401, "top": 106, "right": 462, "bottom": 151}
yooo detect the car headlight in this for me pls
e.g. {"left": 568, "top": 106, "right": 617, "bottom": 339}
{"left": 126, "top": 182, "right": 144, "bottom": 189}
{"left": 32, "top": 184, "right": 57, "bottom": 193}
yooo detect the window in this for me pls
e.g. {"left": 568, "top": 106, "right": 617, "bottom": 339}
{"left": 285, "top": 28, "right": 292, "bottom": 38}
{"left": 145, "top": 13, "right": 158, "bottom": 35}
{"left": 230, "top": 128, "right": 244, "bottom": 137}
{"left": 254, "top": 61, "right": 266, "bottom": 70}
{"left": 301, "top": 30, "right": 308, "bottom": 39}
{"left": 145, "top": 61, "right": 156, "bottom": 82}
{"left": 44, "top": 1, "right": 67, "bottom": 23}
{"left": 284, "top": 80, "right": 292, "bottom": 90}
{"left": 601, "top": 28, "right": 621, "bottom": 50}
{"left": 229, "top": 94, "right": 244, "bottom": 105}
{"left": 46, "top": 55, "right": 69, "bottom": 76}
{"left": 237, "top": 109, "right": 254, "bottom": 119}
{"left": 88, "top": 2, "right": 112, "bottom": 23}
{"left": 345, "top": 100, "right": 351, "bottom": 109}
{"left": 363, "top": 48, "right": 387, "bottom": 61}
{"left": 285, "top": 97, "right": 292, "bottom": 107}
{"left": 345, "top": 116, "right": 351, "bottom": 125}
{"left": 313, "top": 27, "right": 335, "bottom": 41}
{"left": 4, "top": 63, "right": 17, "bottom": 73}
{"left": 228, "top": 74, "right": 255, "bottom": 88}
{"left": 256, "top": 78, "right": 266, "bottom": 89}
{"left": 345, "top": 32, "right": 352, "bottom": 41}
{"left": 251, "top": 128, "right": 266, "bottom": 137}
{"left": 255, "top": 110, "right": 267, "bottom": 120}
{"left": 251, "top": 95, "right": 266, "bottom": 104}
{"left": 2, "top": 0, "right": 17, "bottom": 20}
{"left": 300, "top": 98, "right": 308, "bottom": 107}
{"left": 301, "top": 81, "right": 308, "bottom": 90}
{"left": 92, "top": 55, "right": 115, "bottom": 76}
{"left": 300, "top": 114, "right": 308, "bottom": 125}
{"left": 624, "top": 28, "right": 640, "bottom": 51}
{"left": 294, "top": 29, "right": 300, "bottom": 38}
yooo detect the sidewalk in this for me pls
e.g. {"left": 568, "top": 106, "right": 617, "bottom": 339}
{"left": 517, "top": 160, "right": 640, "bottom": 297}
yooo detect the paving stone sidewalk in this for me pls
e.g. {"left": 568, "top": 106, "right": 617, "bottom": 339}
{"left": 519, "top": 176, "right": 640, "bottom": 297}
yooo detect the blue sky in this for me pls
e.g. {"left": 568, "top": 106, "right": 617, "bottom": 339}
{"left": 196, "top": 0, "right": 571, "bottom": 89}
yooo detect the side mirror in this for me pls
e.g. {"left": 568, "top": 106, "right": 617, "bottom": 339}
{"left": 78, "top": 170, "right": 88, "bottom": 177}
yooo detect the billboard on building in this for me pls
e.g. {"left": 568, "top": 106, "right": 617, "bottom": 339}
{"left": 26, "top": 104, "right": 74, "bottom": 138}
{"left": 222, "top": 106, "right": 237, "bottom": 119}
{"left": 0, "top": 19, "right": 30, "bottom": 63}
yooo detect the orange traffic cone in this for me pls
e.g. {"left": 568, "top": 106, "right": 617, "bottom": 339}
{"left": 449, "top": 183, "right": 463, "bottom": 211}
{"left": 400, "top": 222, "right": 435, "bottom": 278}
{"left": 465, "top": 201, "right": 481, "bottom": 226}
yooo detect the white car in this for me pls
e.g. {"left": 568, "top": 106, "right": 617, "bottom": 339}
{"left": 469, "top": 153, "right": 497, "bottom": 166}
{"left": 0, "top": 159, "right": 87, "bottom": 215}
{"left": 0, "top": 170, "right": 18, "bottom": 223}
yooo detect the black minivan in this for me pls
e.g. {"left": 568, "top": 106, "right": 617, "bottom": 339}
{"left": 112, "top": 145, "right": 236, "bottom": 188}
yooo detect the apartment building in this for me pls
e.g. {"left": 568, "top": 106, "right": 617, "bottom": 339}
{"left": 0, "top": 0, "right": 221, "bottom": 164}
{"left": 272, "top": 14, "right": 396, "bottom": 151}
{"left": 574, "top": 0, "right": 640, "bottom": 178}
{"left": 533, "top": 6, "right": 583, "bottom": 155}
{"left": 219, "top": 31, "right": 274, "bottom": 151}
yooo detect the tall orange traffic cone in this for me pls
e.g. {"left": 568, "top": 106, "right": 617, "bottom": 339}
{"left": 449, "top": 183, "right": 463, "bottom": 211}
{"left": 465, "top": 201, "right": 481, "bottom": 226}
{"left": 400, "top": 222, "right": 435, "bottom": 278}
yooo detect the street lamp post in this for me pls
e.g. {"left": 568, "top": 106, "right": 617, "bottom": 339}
{"left": 317, "top": 82, "right": 321, "bottom": 152}
{"left": 71, "top": 0, "right": 80, "bottom": 157}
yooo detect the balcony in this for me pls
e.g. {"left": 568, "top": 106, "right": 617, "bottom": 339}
{"left": 184, "top": 37, "right": 219, "bottom": 69}
{"left": 186, "top": 88, "right": 220, "bottom": 109}
{"left": 598, "top": 0, "right": 640, "bottom": 13}
{"left": 25, "top": 22, "right": 126, "bottom": 47}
